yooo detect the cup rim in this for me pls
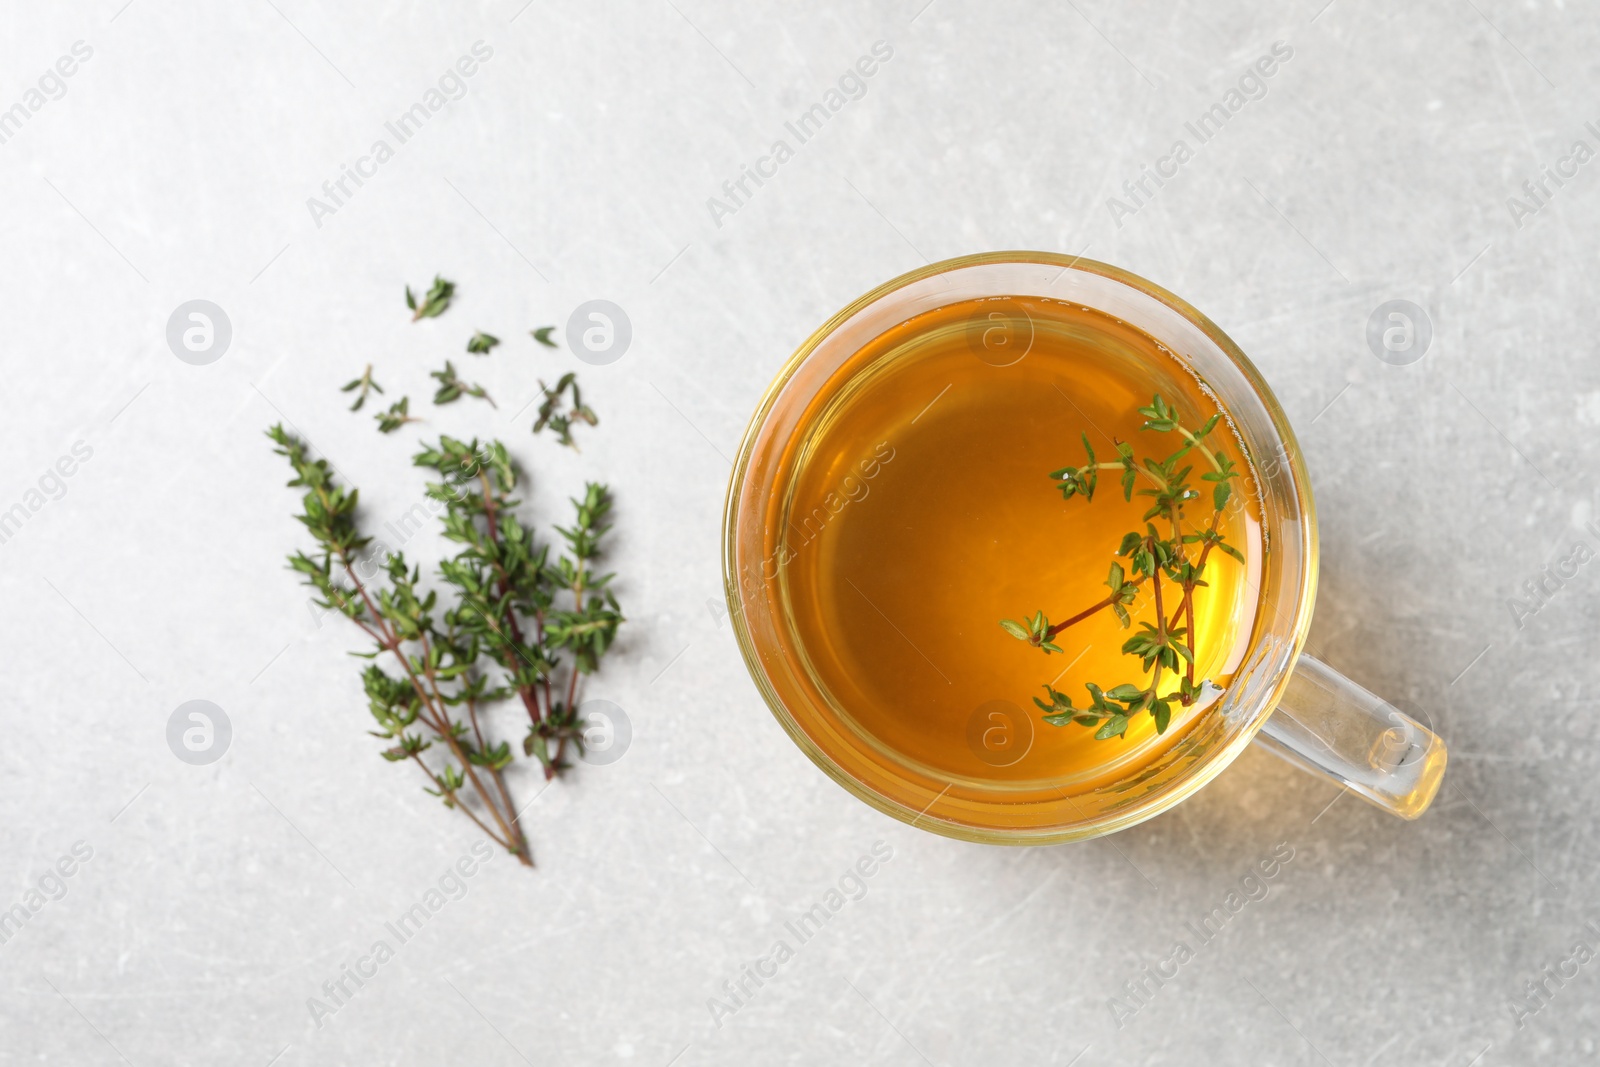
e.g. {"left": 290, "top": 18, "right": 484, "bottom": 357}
{"left": 721, "top": 250, "right": 1320, "bottom": 843}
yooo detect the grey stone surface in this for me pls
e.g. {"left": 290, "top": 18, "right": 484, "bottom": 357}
{"left": 1, "top": 1, "right": 1596, "bottom": 1064}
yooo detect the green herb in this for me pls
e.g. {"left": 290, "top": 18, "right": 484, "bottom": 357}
{"left": 532, "top": 372, "right": 597, "bottom": 449}
{"left": 467, "top": 331, "right": 500, "bottom": 355}
{"left": 375, "top": 396, "right": 420, "bottom": 433}
{"left": 531, "top": 326, "right": 558, "bottom": 348}
{"left": 266, "top": 425, "right": 624, "bottom": 866}
{"left": 406, "top": 275, "right": 455, "bottom": 321}
{"left": 431, "top": 360, "right": 495, "bottom": 408}
{"left": 341, "top": 364, "right": 385, "bottom": 411}
{"left": 1000, "top": 394, "right": 1244, "bottom": 740}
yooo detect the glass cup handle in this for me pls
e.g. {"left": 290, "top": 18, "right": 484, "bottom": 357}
{"left": 1251, "top": 654, "right": 1448, "bottom": 819}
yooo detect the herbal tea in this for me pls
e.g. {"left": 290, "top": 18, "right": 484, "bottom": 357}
{"left": 776, "top": 296, "right": 1263, "bottom": 791}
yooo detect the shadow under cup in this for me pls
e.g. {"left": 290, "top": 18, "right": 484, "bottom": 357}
{"left": 723, "top": 253, "right": 1320, "bottom": 843}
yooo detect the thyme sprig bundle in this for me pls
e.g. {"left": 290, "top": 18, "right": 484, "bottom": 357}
{"left": 267, "top": 427, "right": 623, "bottom": 866}
{"left": 1001, "top": 394, "right": 1245, "bottom": 740}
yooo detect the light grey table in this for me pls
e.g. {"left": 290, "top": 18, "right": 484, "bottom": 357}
{"left": 2, "top": 2, "right": 1596, "bottom": 1064}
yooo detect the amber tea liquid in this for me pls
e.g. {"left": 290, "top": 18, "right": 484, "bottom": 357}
{"left": 775, "top": 296, "right": 1263, "bottom": 792}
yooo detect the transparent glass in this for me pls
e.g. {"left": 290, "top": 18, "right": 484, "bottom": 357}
{"left": 722, "top": 252, "right": 1446, "bottom": 843}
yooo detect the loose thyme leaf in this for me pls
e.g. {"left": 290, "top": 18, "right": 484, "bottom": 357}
{"left": 467, "top": 331, "right": 500, "bottom": 355}
{"left": 430, "top": 360, "right": 496, "bottom": 408}
{"left": 343, "top": 364, "right": 385, "bottom": 411}
{"left": 407, "top": 275, "right": 456, "bottom": 321}
{"left": 532, "top": 372, "right": 598, "bottom": 449}
{"left": 375, "top": 396, "right": 419, "bottom": 433}
{"left": 531, "top": 326, "right": 558, "bottom": 347}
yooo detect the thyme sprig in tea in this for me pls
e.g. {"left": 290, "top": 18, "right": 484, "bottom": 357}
{"left": 1001, "top": 394, "right": 1245, "bottom": 740}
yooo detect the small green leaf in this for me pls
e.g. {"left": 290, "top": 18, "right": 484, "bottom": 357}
{"left": 1095, "top": 713, "right": 1129, "bottom": 740}
{"left": 1000, "top": 619, "right": 1030, "bottom": 641}
{"left": 1152, "top": 701, "right": 1172, "bottom": 734}
{"left": 531, "top": 326, "right": 558, "bottom": 347}
{"left": 1080, "top": 432, "right": 1098, "bottom": 499}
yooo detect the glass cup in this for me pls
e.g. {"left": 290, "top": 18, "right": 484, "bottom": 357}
{"left": 722, "top": 252, "right": 1447, "bottom": 843}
